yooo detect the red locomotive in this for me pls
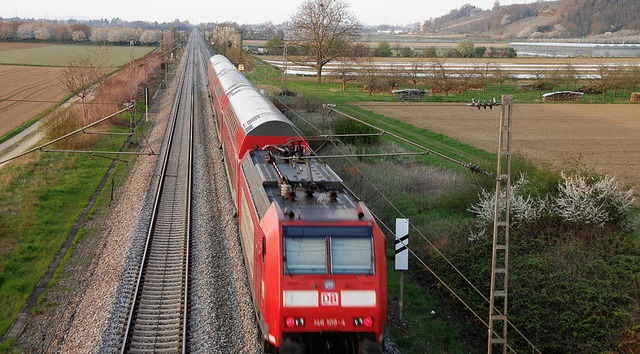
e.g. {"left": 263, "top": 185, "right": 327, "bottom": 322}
{"left": 207, "top": 54, "right": 387, "bottom": 354}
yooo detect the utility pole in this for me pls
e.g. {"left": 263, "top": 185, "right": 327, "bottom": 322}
{"left": 130, "top": 40, "right": 136, "bottom": 132}
{"left": 281, "top": 42, "right": 288, "bottom": 95}
{"left": 130, "top": 40, "right": 135, "bottom": 101}
{"left": 488, "top": 95, "right": 513, "bottom": 354}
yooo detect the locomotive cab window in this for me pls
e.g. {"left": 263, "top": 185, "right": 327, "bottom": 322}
{"left": 283, "top": 236, "right": 327, "bottom": 274}
{"left": 331, "top": 237, "right": 374, "bottom": 274}
{"left": 283, "top": 226, "right": 374, "bottom": 275}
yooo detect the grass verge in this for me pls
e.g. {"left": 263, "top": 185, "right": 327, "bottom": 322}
{"left": 0, "top": 122, "right": 131, "bottom": 337}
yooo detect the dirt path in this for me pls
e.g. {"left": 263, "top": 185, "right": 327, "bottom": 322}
{"left": 355, "top": 102, "right": 640, "bottom": 190}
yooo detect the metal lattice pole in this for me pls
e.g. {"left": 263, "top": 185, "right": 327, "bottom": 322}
{"left": 488, "top": 95, "right": 513, "bottom": 354}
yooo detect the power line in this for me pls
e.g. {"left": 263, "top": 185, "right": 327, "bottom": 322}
{"left": 0, "top": 98, "right": 124, "bottom": 105}
{"left": 325, "top": 105, "right": 492, "bottom": 176}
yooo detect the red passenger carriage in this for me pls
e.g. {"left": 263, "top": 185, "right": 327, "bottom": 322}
{"left": 207, "top": 55, "right": 387, "bottom": 353}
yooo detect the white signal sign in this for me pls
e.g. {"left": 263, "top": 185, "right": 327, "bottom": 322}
{"left": 395, "top": 218, "right": 409, "bottom": 270}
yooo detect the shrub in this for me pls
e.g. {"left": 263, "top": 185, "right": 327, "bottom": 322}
{"left": 555, "top": 172, "right": 635, "bottom": 226}
{"left": 469, "top": 174, "right": 549, "bottom": 227}
{"left": 469, "top": 172, "right": 634, "bottom": 229}
{"left": 333, "top": 117, "right": 380, "bottom": 145}
{"left": 299, "top": 95, "right": 322, "bottom": 113}
{"left": 43, "top": 108, "right": 81, "bottom": 150}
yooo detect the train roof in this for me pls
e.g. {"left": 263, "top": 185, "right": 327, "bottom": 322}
{"left": 241, "top": 148, "right": 368, "bottom": 222}
{"left": 210, "top": 55, "right": 300, "bottom": 138}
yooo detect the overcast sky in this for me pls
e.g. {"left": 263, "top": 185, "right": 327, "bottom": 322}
{"left": 2, "top": 0, "right": 536, "bottom": 25}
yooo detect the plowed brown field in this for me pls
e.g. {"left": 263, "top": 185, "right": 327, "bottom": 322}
{"left": 356, "top": 102, "right": 640, "bottom": 190}
{"left": 0, "top": 65, "right": 67, "bottom": 137}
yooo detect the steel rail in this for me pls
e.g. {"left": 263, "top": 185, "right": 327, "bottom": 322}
{"left": 120, "top": 32, "right": 196, "bottom": 354}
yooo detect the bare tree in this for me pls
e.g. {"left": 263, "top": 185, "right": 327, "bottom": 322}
{"left": 405, "top": 60, "right": 425, "bottom": 88}
{"left": 290, "top": 0, "right": 361, "bottom": 84}
{"left": 492, "top": 65, "right": 511, "bottom": 88}
{"left": 594, "top": 64, "right": 612, "bottom": 101}
{"left": 608, "top": 65, "right": 636, "bottom": 98}
{"left": 469, "top": 63, "right": 493, "bottom": 93}
{"left": 384, "top": 63, "right": 404, "bottom": 91}
{"left": 360, "top": 57, "right": 386, "bottom": 97}
{"left": 60, "top": 47, "right": 110, "bottom": 124}
{"left": 331, "top": 45, "right": 362, "bottom": 92}
{"left": 428, "top": 59, "right": 458, "bottom": 97}
{"left": 531, "top": 68, "right": 549, "bottom": 97}
{"left": 562, "top": 64, "right": 578, "bottom": 90}
{"left": 546, "top": 66, "right": 564, "bottom": 92}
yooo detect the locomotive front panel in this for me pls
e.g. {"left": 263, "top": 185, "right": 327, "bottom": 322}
{"left": 275, "top": 224, "right": 387, "bottom": 342}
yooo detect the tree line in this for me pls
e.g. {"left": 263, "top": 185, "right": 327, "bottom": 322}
{"left": 0, "top": 19, "right": 181, "bottom": 44}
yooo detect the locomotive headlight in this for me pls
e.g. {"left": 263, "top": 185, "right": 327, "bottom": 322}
{"left": 286, "top": 316, "right": 296, "bottom": 327}
{"left": 285, "top": 316, "right": 305, "bottom": 327}
{"left": 354, "top": 316, "right": 374, "bottom": 327}
{"left": 363, "top": 316, "right": 373, "bottom": 327}
{"left": 324, "top": 279, "right": 335, "bottom": 290}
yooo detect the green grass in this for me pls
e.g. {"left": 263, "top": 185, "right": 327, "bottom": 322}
{"left": 387, "top": 262, "right": 467, "bottom": 353}
{"left": 0, "top": 124, "right": 130, "bottom": 337}
{"left": 0, "top": 44, "right": 157, "bottom": 67}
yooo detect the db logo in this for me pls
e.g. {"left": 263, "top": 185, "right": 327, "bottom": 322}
{"left": 320, "top": 292, "right": 339, "bottom": 306}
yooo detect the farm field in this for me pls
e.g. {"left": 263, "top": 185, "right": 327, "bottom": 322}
{"left": 355, "top": 102, "right": 640, "bottom": 190}
{"left": 0, "top": 65, "right": 67, "bottom": 137}
{"left": 0, "top": 42, "right": 158, "bottom": 140}
{"left": 0, "top": 43, "right": 157, "bottom": 67}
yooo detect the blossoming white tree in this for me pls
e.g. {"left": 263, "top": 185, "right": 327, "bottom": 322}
{"left": 469, "top": 172, "right": 634, "bottom": 230}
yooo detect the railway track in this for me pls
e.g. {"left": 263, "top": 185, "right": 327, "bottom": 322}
{"left": 120, "top": 32, "right": 198, "bottom": 354}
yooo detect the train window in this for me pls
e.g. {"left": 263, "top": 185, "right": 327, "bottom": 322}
{"left": 283, "top": 226, "right": 374, "bottom": 275}
{"left": 330, "top": 237, "right": 374, "bottom": 275}
{"left": 284, "top": 237, "right": 327, "bottom": 275}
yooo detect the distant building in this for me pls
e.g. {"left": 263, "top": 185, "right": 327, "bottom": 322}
{"left": 510, "top": 42, "right": 640, "bottom": 58}
{"left": 392, "top": 89, "right": 428, "bottom": 100}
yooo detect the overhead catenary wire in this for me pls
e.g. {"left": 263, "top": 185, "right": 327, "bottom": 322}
{"left": 0, "top": 103, "right": 145, "bottom": 165}
{"left": 0, "top": 98, "right": 128, "bottom": 105}
{"left": 325, "top": 106, "right": 493, "bottom": 176}
{"left": 271, "top": 95, "right": 540, "bottom": 353}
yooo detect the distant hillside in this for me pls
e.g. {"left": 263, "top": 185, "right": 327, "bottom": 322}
{"left": 557, "top": 0, "right": 640, "bottom": 36}
{"left": 421, "top": 0, "right": 640, "bottom": 39}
